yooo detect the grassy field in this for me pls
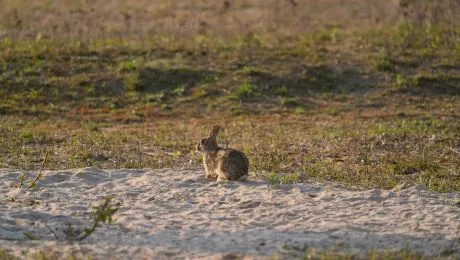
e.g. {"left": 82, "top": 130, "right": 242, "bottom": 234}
{"left": 0, "top": 0, "right": 459, "bottom": 192}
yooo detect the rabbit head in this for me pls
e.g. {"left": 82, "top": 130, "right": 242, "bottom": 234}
{"left": 196, "top": 125, "right": 222, "bottom": 153}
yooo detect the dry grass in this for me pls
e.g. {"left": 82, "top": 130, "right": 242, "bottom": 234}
{"left": 0, "top": 0, "right": 403, "bottom": 41}
{"left": 0, "top": 0, "right": 459, "bottom": 192}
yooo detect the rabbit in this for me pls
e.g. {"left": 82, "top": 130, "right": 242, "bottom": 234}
{"left": 196, "top": 125, "right": 249, "bottom": 181}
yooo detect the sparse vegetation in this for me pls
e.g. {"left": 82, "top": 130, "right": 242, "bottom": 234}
{"left": 231, "top": 82, "right": 259, "bottom": 98}
{"left": 13, "top": 197, "right": 120, "bottom": 242}
{"left": 0, "top": 2, "right": 458, "bottom": 190}
{"left": 63, "top": 197, "right": 120, "bottom": 241}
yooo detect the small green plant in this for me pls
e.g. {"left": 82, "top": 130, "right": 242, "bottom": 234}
{"left": 171, "top": 85, "right": 186, "bottom": 96}
{"left": 123, "top": 73, "right": 140, "bottom": 92}
{"left": 395, "top": 73, "right": 407, "bottom": 86}
{"left": 118, "top": 59, "right": 142, "bottom": 72}
{"left": 230, "top": 82, "right": 258, "bottom": 98}
{"left": 146, "top": 91, "right": 166, "bottom": 103}
{"left": 232, "top": 82, "right": 258, "bottom": 98}
{"left": 240, "top": 66, "right": 262, "bottom": 75}
{"left": 230, "top": 105, "right": 253, "bottom": 116}
{"left": 294, "top": 107, "right": 306, "bottom": 114}
{"left": 374, "top": 52, "right": 395, "bottom": 72}
{"left": 191, "top": 84, "right": 209, "bottom": 99}
{"left": 276, "top": 86, "right": 288, "bottom": 97}
{"left": 86, "top": 121, "right": 101, "bottom": 132}
{"left": 27, "top": 150, "right": 49, "bottom": 189}
{"left": 202, "top": 74, "right": 217, "bottom": 84}
{"left": 280, "top": 97, "right": 299, "bottom": 107}
{"left": 64, "top": 197, "right": 120, "bottom": 241}
{"left": 326, "top": 108, "right": 340, "bottom": 116}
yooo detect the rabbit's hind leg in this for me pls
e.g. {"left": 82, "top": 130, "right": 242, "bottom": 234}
{"left": 216, "top": 167, "right": 229, "bottom": 181}
{"left": 216, "top": 175, "right": 228, "bottom": 181}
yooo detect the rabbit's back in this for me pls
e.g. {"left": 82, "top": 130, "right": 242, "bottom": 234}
{"left": 216, "top": 148, "right": 249, "bottom": 180}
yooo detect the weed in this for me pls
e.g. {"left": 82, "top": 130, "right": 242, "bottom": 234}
{"left": 118, "top": 59, "right": 142, "bottom": 72}
{"left": 280, "top": 97, "right": 300, "bottom": 107}
{"left": 191, "top": 84, "right": 209, "bottom": 99}
{"left": 230, "top": 105, "right": 254, "bottom": 116}
{"left": 294, "top": 107, "right": 307, "bottom": 114}
{"left": 326, "top": 108, "right": 340, "bottom": 116}
{"left": 85, "top": 121, "right": 101, "bottom": 132}
{"left": 64, "top": 197, "right": 120, "bottom": 241}
{"left": 27, "top": 151, "right": 49, "bottom": 189}
{"left": 123, "top": 73, "right": 140, "bottom": 92}
{"left": 231, "top": 82, "right": 258, "bottom": 98}
{"left": 146, "top": 92, "right": 166, "bottom": 103}
{"left": 240, "top": 66, "right": 263, "bottom": 76}
{"left": 395, "top": 73, "right": 407, "bottom": 86}
{"left": 276, "top": 86, "right": 288, "bottom": 97}
{"left": 374, "top": 52, "right": 395, "bottom": 72}
{"left": 171, "top": 85, "right": 186, "bottom": 96}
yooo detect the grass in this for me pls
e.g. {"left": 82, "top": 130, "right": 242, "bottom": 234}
{"left": 0, "top": 0, "right": 459, "bottom": 194}
{"left": 2, "top": 115, "right": 457, "bottom": 192}
{"left": 0, "top": 246, "right": 443, "bottom": 260}
{"left": 0, "top": 4, "right": 458, "bottom": 260}
{"left": 231, "top": 82, "right": 259, "bottom": 98}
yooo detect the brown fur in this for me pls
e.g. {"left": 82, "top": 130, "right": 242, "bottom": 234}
{"left": 196, "top": 125, "right": 249, "bottom": 181}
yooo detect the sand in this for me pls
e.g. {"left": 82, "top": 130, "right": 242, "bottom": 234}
{"left": 1, "top": 167, "right": 459, "bottom": 259}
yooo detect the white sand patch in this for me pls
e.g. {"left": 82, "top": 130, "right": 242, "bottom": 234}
{"left": 1, "top": 167, "right": 459, "bottom": 259}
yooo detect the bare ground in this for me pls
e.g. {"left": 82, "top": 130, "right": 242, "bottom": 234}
{"left": 1, "top": 168, "right": 459, "bottom": 259}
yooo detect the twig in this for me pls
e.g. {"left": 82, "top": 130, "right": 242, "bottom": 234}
{"left": 17, "top": 174, "right": 27, "bottom": 188}
{"left": 45, "top": 224, "right": 59, "bottom": 240}
{"left": 27, "top": 150, "right": 49, "bottom": 189}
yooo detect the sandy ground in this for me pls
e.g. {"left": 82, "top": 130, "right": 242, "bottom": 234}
{"left": 0, "top": 167, "right": 459, "bottom": 259}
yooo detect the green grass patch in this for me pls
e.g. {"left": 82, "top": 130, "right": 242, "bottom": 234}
{"left": 231, "top": 82, "right": 258, "bottom": 98}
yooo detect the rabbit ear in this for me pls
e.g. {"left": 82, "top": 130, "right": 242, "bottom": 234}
{"left": 209, "top": 125, "right": 221, "bottom": 139}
